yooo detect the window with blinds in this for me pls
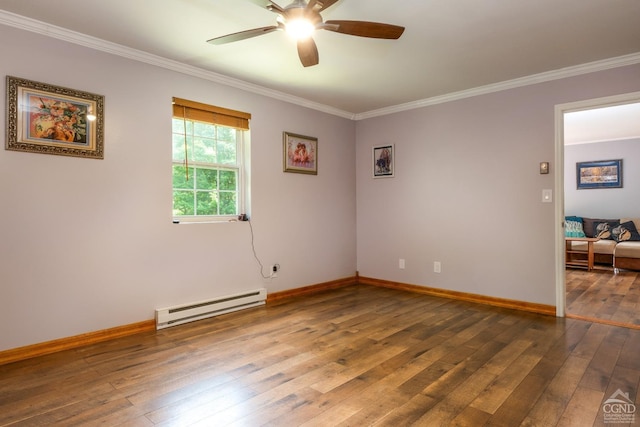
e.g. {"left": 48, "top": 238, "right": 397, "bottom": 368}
{"left": 171, "top": 97, "right": 251, "bottom": 221}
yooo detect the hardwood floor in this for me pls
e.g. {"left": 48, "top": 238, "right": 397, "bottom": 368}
{"left": 566, "top": 267, "right": 640, "bottom": 328}
{"left": 2, "top": 285, "right": 640, "bottom": 426}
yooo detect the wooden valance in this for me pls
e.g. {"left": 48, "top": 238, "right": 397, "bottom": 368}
{"left": 172, "top": 97, "right": 251, "bottom": 130}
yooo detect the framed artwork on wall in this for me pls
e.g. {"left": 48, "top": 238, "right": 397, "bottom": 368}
{"left": 5, "top": 76, "right": 105, "bottom": 159}
{"left": 283, "top": 131, "right": 317, "bottom": 175}
{"left": 576, "top": 159, "right": 622, "bottom": 189}
{"left": 373, "top": 144, "right": 394, "bottom": 178}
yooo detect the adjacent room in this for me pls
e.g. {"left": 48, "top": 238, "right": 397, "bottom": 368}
{"left": 564, "top": 102, "right": 640, "bottom": 327}
{"left": 1, "top": 0, "right": 640, "bottom": 425}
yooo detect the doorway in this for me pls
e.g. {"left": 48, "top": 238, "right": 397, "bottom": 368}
{"left": 555, "top": 92, "right": 640, "bottom": 326}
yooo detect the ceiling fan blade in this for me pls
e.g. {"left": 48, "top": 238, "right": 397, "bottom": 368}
{"left": 316, "top": 0, "right": 341, "bottom": 12}
{"left": 297, "top": 37, "right": 319, "bottom": 67}
{"left": 323, "top": 20, "right": 405, "bottom": 39}
{"left": 207, "top": 25, "right": 281, "bottom": 45}
{"left": 244, "top": 0, "right": 285, "bottom": 14}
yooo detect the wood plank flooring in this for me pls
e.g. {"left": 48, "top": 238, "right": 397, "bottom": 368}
{"left": 2, "top": 285, "right": 640, "bottom": 426}
{"left": 566, "top": 268, "right": 640, "bottom": 327}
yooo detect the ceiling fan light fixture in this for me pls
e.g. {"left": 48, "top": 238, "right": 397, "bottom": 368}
{"left": 286, "top": 18, "right": 315, "bottom": 40}
{"left": 207, "top": 0, "right": 405, "bottom": 66}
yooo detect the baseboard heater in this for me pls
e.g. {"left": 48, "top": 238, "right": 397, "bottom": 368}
{"left": 155, "top": 288, "right": 267, "bottom": 330}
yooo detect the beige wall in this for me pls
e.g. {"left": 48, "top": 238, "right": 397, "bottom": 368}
{"left": 0, "top": 25, "right": 357, "bottom": 351}
{"left": 355, "top": 64, "right": 640, "bottom": 305}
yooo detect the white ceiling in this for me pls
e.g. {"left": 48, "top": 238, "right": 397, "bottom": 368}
{"left": 1, "top": 0, "right": 639, "bottom": 124}
{"left": 565, "top": 103, "right": 640, "bottom": 145}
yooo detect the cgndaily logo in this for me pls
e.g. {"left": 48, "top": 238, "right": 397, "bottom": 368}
{"left": 603, "top": 389, "right": 636, "bottom": 424}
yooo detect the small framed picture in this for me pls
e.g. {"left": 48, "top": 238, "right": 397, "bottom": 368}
{"left": 5, "top": 76, "right": 105, "bottom": 159}
{"left": 283, "top": 131, "right": 317, "bottom": 175}
{"left": 576, "top": 159, "right": 622, "bottom": 189}
{"left": 373, "top": 144, "right": 394, "bottom": 178}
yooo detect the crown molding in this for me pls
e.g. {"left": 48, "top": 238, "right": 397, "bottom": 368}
{"left": 0, "top": 10, "right": 356, "bottom": 120}
{"left": 1, "top": 10, "right": 636, "bottom": 122}
{"left": 355, "top": 52, "right": 640, "bottom": 120}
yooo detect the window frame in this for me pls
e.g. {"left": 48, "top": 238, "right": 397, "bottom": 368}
{"left": 171, "top": 98, "right": 250, "bottom": 223}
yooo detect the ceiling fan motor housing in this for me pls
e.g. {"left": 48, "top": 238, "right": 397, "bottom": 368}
{"left": 284, "top": 1, "right": 323, "bottom": 27}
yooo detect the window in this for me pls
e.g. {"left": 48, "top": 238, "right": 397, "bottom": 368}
{"left": 172, "top": 97, "right": 250, "bottom": 221}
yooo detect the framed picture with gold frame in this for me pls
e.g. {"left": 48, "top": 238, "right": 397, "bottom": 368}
{"left": 283, "top": 131, "right": 317, "bottom": 175}
{"left": 6, "top": 76, "right": 105, "bottom": 159}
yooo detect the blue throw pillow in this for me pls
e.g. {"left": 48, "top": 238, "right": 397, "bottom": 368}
{"left": 565, "top": 216, "right": 586, "bottom": 238}
{"left": 613, "top": 221, "right": 640, "bottom": 242}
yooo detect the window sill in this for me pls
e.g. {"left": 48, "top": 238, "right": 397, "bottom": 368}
{"left": 172, "top": 218, "right": 244, "bottom": 224}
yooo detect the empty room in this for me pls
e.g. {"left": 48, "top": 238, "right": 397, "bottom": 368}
{"left": 1, "top": 1, "right": 640, "bottom": 425}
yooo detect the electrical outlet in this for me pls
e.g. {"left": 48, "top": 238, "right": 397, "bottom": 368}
{"left": 399, "top": 259, "right": 405, "bottom": 269}
{"left": 434, "top": 261, "right": 441, "bottom": 273}
{"left": 270, "top": 264, "right": 279, "bottom": 278}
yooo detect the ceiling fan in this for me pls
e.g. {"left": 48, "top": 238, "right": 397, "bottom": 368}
{"left": 207, "top": 0, "right": 405, "bottom": 67}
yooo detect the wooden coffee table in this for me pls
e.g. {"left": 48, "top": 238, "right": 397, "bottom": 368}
{"left": 565, "top": 237, "right": 600, "bottom": 271}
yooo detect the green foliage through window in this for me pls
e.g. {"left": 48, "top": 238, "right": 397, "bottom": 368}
{"left": 172, "top": 118, "right": 241, "bottom": 218}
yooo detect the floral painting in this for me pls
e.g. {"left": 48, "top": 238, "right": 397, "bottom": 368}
{"left": 28, "top": 95, "right": 89, "bottom": 144}
{"left": 6, "top": 76, "right": 104, "bottom": 159}
{"left": 283, "top": 132, "right": 317, "bottom": 175}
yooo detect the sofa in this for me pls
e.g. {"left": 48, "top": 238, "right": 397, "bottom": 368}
{"left": 565, "top": 216, "right": 640, "bottom": 271}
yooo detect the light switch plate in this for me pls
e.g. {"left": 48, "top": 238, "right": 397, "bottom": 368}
{"left": 542, "top": 189, "right": 552, "bottom": 203}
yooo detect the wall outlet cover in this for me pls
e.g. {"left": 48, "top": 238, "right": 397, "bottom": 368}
{"left": 434, "top": 261, "right": 441, "bottom": 273}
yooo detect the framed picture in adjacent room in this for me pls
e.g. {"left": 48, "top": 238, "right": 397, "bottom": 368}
{"left": 373, "top": 144, "right": 394, "bottom": 178}
{"left": 5, "top": 76, "right": 105, "bottom": 159}
{"left": 576, "top": 159, "right": 622, "bottom": 189}
{"left": 283, "top": 131, "right": 317, "bottom": 175}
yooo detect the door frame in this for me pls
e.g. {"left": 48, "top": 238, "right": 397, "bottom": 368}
{"left": 554, "top": 90, "right": 640, "bottom": 317}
